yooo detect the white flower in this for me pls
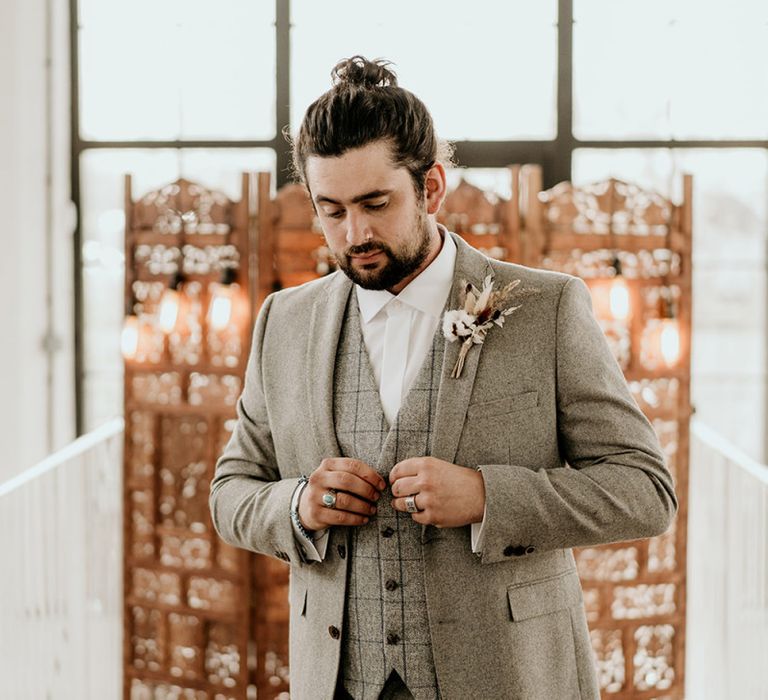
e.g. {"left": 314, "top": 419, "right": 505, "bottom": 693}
{"left": 442, "top": 309, "right": 477, "bottom": 342}
{"left": 442, "top": 274, "right": 529, "bottom": 378}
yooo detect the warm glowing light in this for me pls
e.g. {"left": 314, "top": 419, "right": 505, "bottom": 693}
{"left": 121, "top": 315, "right": 139, "bottom": 359}
{"left": 158, "top": 288, "right": 181, "bottom": 333}
{"left": 659, "top": 319, "right": 681, "bottom": 367}
{"left": 208, "top": 285, "right": 235, "bottom": 330}
{"left": 640, "top": 317, "right": 682, "bottom": 370}
{"left": 609, "top": 276, "right": 630, "bottom": 320}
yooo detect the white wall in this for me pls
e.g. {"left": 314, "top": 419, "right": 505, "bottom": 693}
{"left": 0, "top": 0, "right": 75, "bottom": 482}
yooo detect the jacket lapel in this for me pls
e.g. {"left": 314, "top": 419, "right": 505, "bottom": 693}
{"left": 306, "top": 271, "right": 353, "bottom": 462}
{"left": 305, "top": 235, "right": 493, "bottom": 547}
{"left": 430, "top": 233, "right": 494, "bottom": 466}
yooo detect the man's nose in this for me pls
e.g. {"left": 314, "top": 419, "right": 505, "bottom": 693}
{"left": 345, "top": 210, "right": 371, "bottom": 246}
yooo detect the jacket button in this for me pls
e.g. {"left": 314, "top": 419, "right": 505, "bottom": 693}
{"left": 504, "top": 545, "right": 526, "bottom": 557}
{"left": 525, "top": 545, "right": 536, "bottom": 554}
{"left": 337, "top": 544, "right": 346, "bottom": 559}
{"left": 381, "top": 526, "right": 395, "bottom": 538}
{"left": 328, "top": 625, "right": 340, "bottom": 640}
{"left": 386, "top": 632, "right": 400, "bottom": 645}
{"left": 385, "top": 579, "right": 399, "bottom": 591}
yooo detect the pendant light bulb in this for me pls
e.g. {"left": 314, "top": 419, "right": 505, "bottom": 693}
{"left": 158, "top": 271, "right": 184, "bottom": 334}
{"left": 208, "top": 266, "right": 237, "bottom": 331}
{"left": 121, "top": 315, "right": 139, "bottom": 359}
{"left": 608, "top": 255, "right": 630, "bottom": 321}
{"left": 659, "top": 319, "right": 681, "bottom": 367}
{"left": 209, "top": 288, "right": 234, "bottom": 330}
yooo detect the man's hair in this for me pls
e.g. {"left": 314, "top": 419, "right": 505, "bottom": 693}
{"left": 287, "top": 55, "right": 455, "bottom": 198}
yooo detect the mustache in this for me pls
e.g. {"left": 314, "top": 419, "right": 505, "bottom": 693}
{"left": 346, "top": 241, "right": 390, "bottom": 257}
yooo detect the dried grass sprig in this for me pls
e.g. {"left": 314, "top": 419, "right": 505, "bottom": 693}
{"left": 442, "top": 274, "right": 533, "bottom": 378}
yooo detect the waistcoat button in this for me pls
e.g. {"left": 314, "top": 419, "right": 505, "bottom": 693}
{"left": 381, "top": 526, "right": 395, "bottom": 538}
{"left": 337, "top": 544, "right": 346, "bottom": 559}
{"left": 386, "top": 632, "right": 400, "bottom": 645}
{"left": 329, "top": 625, "right": 340, "bottom": 640}
{"left": 385, "top": 579, "right": 399, "bottom": 591}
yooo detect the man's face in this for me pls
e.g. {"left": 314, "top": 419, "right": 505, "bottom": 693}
{"left": 305, "top": 140, "right": 433, "bottom": 292}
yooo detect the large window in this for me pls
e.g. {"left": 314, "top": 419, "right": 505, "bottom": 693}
{"left": 291, "top": 0, "right": 558, "bottom": 140}
{"left": 78, "top": 0, "right": 276, "bottom": 140}
{"left": 73, "top": 0, "right": 768, "bottom": 459}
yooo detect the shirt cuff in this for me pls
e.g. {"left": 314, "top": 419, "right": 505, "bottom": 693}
{"left": 470, "top": 502, "right": 488, "bottom": 554}
{"left": 290, "top": 480, "right": 330, "bottom": 562}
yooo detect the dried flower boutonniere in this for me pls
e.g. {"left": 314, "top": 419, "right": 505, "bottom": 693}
{"left": 442, "top": 274, "right": 524, "bottom": 378}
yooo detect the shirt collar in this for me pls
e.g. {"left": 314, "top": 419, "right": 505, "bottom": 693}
{"left": 355, "top": 224, "right": 457, "bottom": 324}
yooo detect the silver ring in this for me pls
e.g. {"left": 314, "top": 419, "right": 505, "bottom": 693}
{"left": 405, "top": 495, "right": 421, "bottom": 514}
{"left": 322, "top": 489, "right": 338, "bottom": 509}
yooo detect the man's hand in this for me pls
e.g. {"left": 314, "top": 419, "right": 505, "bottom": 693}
{"left": 298, "top": 458, "right": 386, "bottom": 531}
{"left": 389, "top": 457, "right": 486, "bottom": 527}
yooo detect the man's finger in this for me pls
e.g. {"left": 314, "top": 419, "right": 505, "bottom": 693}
{"left": 389, "top": 457, "right": 422, "bottom": 484}
{"left": 325, "top": 490, "right": 378, "bottom": 517}
{"left": 299, "top": 481, "right": 371, "bottom": 531}
{"left": 391, "top": 493, "right": 425, "bottom": 515}
{"left": 314, "top": 469, "right": 382, "bottom": 503}
{"left": 389, "top": 476, "right": 419, "bottom": 498}
{"left": 328, "top": 458, "right": 386, "bottom": 492}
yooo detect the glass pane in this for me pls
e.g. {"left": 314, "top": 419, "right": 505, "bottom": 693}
{"left": 80, "top": 148, "right": 276, "bottom": 431}
{"left": 670, "top": 2, "right": 768, "bottom": 139}
{"left": 572, "top": 148, "right": 676, "bottom": 197}
{"left": 291, "top": 0, "right": 557, "bottom": 140}
{"left": 574, "top": 0, "right": 768, "bottom": 140}
{"left": 79, "top": 0, "right": 275, "bottom": 140}
{"left": 574, "top": 1, "right": 676, "bottom": 140}
{"left": 573, "top": 148, "right": 768, "bottom": 460}
{"left": 445, "top": 168, "right": 514, "bottom": 200}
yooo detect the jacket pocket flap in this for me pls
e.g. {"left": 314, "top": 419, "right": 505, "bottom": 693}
{"left": 468, "top": 390, "right": 538, "bottom": 419}
{"left": 507, "top": 569, "right": 583, "bottom": 622}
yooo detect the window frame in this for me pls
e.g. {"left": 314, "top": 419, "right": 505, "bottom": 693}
{"left": 69, "top": 0, "right": 768, "bottom": 434}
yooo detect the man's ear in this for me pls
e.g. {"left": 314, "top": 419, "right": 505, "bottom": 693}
{"left": 424, "top": 161, "right": 447, "bottom": 216}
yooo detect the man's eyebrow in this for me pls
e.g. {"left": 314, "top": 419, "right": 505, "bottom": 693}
{"left": 314, "top": 189, "right": 392, "bottom": 205}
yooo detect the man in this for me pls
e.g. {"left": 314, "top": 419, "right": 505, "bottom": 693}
{"left": 209, "top": 56, "right": 678, "bottom": 700}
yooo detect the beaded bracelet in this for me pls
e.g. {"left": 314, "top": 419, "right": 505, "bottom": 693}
{"left": 291, "top": 475, "right": 315, "bottom": 541}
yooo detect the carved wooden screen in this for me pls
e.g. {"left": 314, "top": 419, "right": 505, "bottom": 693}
{"left": 271, "top": 182, "right": 338, "bottom": 288}
{"left": 437, "top": 170, "right": 521, "bottom": 262}
{"left": 517, "top": 165, "right": 692, "bottom": 700}
{"left": 174, "top": 169, "right": 690, "bottom": 698}
{"left": 122, "top": 174, "right": 290, "bottom": 699}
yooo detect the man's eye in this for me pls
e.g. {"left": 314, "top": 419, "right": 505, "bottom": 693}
{"left": 326, "top": 210, "right": 344, "bottom": 219}
{"left": 365, "top": 202, "right": 387, "bottom": 211}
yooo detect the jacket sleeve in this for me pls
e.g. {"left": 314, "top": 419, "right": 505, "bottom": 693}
{"left": 475, "top": 275, "right": 679, "bottom": 565}
{"left": 208, "top": 292, "right": 312, "bottom": 567}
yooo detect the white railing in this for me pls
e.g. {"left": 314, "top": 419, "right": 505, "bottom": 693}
{"left": 687, "top": 419, "right": 768, "bottom": 700}
{"left": 0, "top": 415, "right": 765, "bottom": 698}
{"left": 0, "top": 418, "right": 124, "bottom": 699}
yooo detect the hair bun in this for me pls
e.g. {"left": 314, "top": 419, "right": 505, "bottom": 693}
{"left": 331, "top": 55, "right": 398, "bottom": 89}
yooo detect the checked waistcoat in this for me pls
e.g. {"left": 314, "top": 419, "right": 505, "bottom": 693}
{"left": 333, "top": 292, "right": 445, "bottom": 700}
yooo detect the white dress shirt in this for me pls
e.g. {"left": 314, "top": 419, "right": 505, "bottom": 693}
{"left": 291, "top": 227, "right": 489, "bottom": 560}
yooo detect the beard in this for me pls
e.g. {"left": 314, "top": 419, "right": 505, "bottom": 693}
{"left": 333, "top": 208, "right": 432, "bottom": 291}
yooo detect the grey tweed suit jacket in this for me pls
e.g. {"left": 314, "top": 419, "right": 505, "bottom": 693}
{"left": 209, "top": 232, "right": 679, "bottom": 700}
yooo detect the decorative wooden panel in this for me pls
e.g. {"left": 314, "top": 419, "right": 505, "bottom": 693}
{"left": 271, "top": 182, "right": 335, "bottom": 290}
{"left": 516, "top": 165, "right": 692, "bottom": 700}
{"left": 437, "top": 169, "right": 521, "bottom": 262}
{"left": 122, "top": 175, "right": 288, "bottom": 699}
{"left": 152, "top": 168, "right": 689, "bottom": 699}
